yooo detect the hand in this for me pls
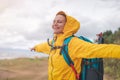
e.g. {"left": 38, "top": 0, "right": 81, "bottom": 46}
{"left": 95, "top": 39, "right": 98, "bottom": 42}
{"left": 30, "top": 47, "right": 35, "bottom": 51}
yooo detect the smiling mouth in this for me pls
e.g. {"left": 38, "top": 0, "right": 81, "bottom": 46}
{"left": 54, "top": 27, "right": 60, "bottom": 30}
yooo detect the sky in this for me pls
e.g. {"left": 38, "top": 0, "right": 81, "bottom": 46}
{"left": 0, "top": 0, "right": 120, "bottom": 50}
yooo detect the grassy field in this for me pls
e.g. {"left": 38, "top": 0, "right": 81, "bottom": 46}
{"left": 0, "top": 57, "right": 114, "bottom": 80}
{"left": 0, "top": 57, "right": 48, "bottom": 80}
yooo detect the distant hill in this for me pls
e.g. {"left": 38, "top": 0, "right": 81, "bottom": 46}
{"left": 0, "top": 47, "right": 48, "bottom": 59}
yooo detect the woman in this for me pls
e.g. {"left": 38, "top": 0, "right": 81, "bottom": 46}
{"left": 31, "top": 11, "right": 120, "bottom": 80}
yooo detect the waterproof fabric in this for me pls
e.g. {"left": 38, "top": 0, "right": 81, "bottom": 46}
{"left": 34, "top": 12, "right": 120, "bottom": 80}
{"left": 63, "top": 36, "right": 104, "bottom": 80}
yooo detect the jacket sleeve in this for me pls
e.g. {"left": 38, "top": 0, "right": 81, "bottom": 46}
{"left": 34, "top": 42, "right": 51, "bottom": 54}
{"left": 68, "top": 37, "right": 120, "bottom": 59}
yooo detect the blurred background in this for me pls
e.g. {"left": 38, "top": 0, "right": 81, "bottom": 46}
{"left": 0, "top": 0, "right": 120, "bottom": 80}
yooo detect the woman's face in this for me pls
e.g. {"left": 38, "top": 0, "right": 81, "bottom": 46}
{"left": 52, "top": 15, "right": 66, "bottom": 34}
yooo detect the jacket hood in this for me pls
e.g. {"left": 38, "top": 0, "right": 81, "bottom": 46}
{"left": 53, "top": 11, "right": 80, "bottom": 46}
{"left": 63, "top": 15, "right": 80, "bottom": 38}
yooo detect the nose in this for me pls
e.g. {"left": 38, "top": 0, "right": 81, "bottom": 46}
{"left": 52, "top": 21, "right": 57, "bottom": 28}
{"left": 54, "top": 21, "right": 57, "bottom": 26}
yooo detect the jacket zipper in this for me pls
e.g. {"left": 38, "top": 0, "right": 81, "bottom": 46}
{"left": 50, "top": 51, "right": 56, "bottom": 80}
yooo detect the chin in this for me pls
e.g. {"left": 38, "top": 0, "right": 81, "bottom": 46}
{"left": 54, "top": 31, "right": 63, "bottom": 34}
{"left": 54, "top": 31, "right": 59, "bottom": 33}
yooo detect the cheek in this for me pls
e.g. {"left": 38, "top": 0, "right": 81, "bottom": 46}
{"left": 60, "top": 24, "right": 65, "bottom": 29}
{"left": 52, "top": 25, "right": 54, "bottom": 29}
{"left": 60, "top": 26, "right": 64, "bottom": 30}
{"left": 52, "top": 25, "right": 55, "bottom": 29}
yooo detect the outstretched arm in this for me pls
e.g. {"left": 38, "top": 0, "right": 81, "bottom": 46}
{"left": 69, "top": 37, "right": 120, "bottom": 59}
{"left": 31, "top": 42, "right": 51, "bottom": 54}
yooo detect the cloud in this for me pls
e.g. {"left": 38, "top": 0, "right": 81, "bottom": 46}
{"left": 0, "top": 0, "right": 120, "bottom": 49}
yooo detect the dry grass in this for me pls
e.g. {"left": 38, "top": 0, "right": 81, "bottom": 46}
{"left": 0, "top": 57, "right": 114, "bottom": 80}
{"left": 0, "top": 58, "right": 48, "bottom": 80}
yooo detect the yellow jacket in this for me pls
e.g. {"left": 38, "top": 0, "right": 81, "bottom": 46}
{"left": 34, "top": 14, "right": 120, "bottom": 80}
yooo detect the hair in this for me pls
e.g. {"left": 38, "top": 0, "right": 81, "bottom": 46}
{"left": 56, "top": 11, "right": 67, "bottom": 21}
